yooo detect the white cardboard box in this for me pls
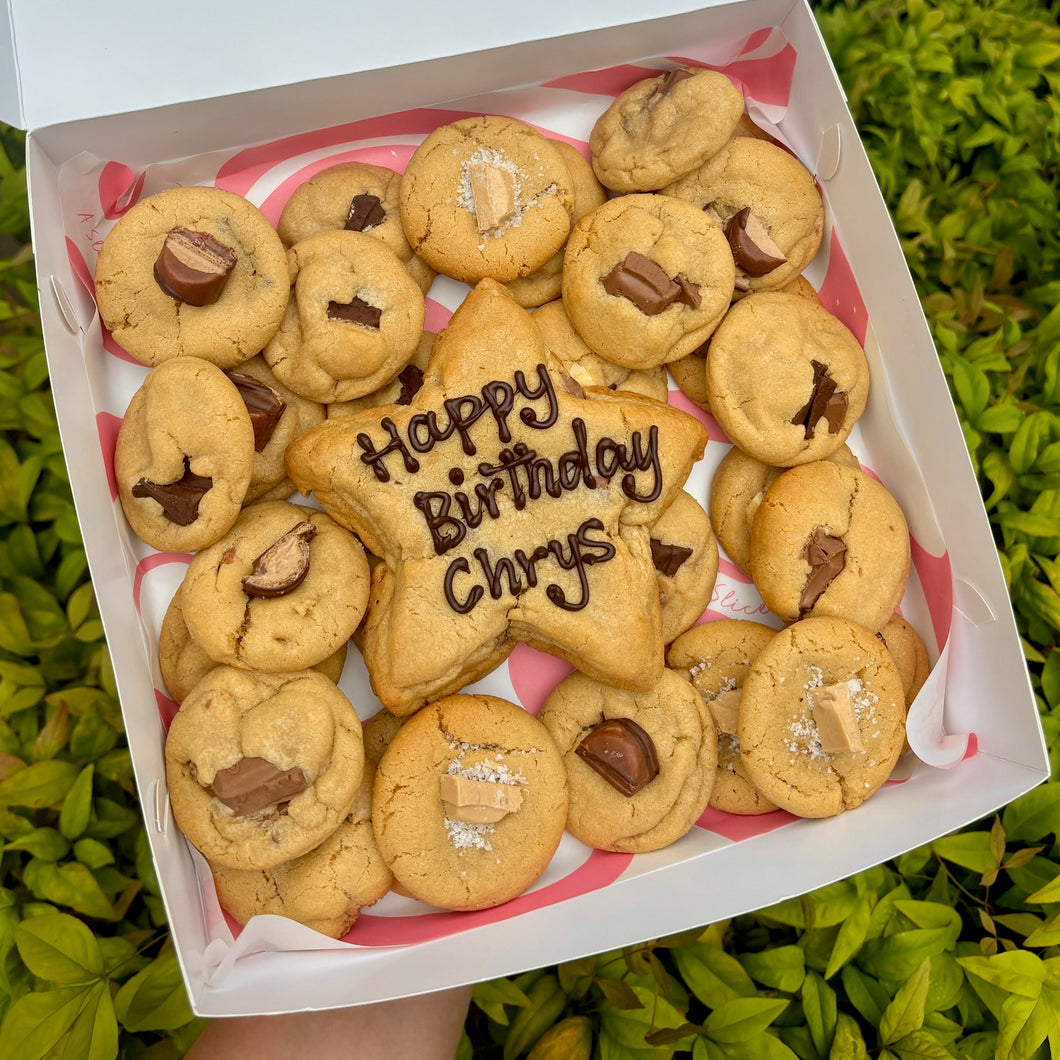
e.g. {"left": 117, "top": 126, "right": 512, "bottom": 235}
{"left": 4, "top": 0, "right": 1047, "bottom": 1017}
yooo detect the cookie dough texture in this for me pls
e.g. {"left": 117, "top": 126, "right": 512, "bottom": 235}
{"left": 705, "top": 292, "right": 869, "bottom": 466}
{"left": 667, "top": 620, "right": 777, "bottom": 815}
{"left": 649, "top": 490, "right": 719, "bottom": 643}
{"left": 372, "top": 695, "right": 568, "bottom": 911}
{"left": 115, "top": 357, "right": 255, "bottom": 552}
{"left": 750, "top": 462, "right": 910, "bottom": 633}
{"left": 878, "top": 613, "right": 931, "bottom": 706}
{"left": 159, "top": 583, "right": 347, "bottom": 702}
{"left": 277, "top": 161, "right": 435, "bottom": 293}
{"left": 540, "top": 669, "right": 716, "bottom": 852}
{"left": 400, "top": 115, "right": 575, "bottom": 284}
{"left": 532, "top": 299, "right": 668, "bottom": 403}
{"left": 710, "top": 445, "right": 859, "bottom": 575}
{"left": 665, "top": 137, "right": 824, "bottom": 293}
{"left": 94, "top": 186, "right": 289, "bottom": 368}
{"left": 737, "top": 617, "right": 906, "bottom": 817}
{"left": 166, "top": 667, "right": 364, "bottom": 870}
{"left": 562, "top": 194, "right": 735, "bottom": 369}
{"left": 180, "top": 501, "right": 369, "bottom": 672}
{"left": 210, "top": 763, "right": 391, "bottom": 938}
{"left": 326, "top": 330, "right": 434, "bottom": 418}
{"left": 505, "top": 142, "right": 607, "bottom": 309}
{"left": 263, "top": 230, "right": 425, "bottom": 403}
{"left": 590, "top": 68, "right": 744, "bottom": 192}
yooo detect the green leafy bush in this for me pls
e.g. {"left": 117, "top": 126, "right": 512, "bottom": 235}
{"left": 1, "top": 1, "right": 1059, "bottom": 1055}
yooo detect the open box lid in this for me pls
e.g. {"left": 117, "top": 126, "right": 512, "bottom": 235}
{"left": 0, "top": 0, "right": 746, "bottom": 131}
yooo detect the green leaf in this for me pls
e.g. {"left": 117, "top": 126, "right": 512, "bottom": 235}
{"left": 889, "top": 1029, "right": 955, "bottom": 1060}
{"left": 670, "top": 945, "right": 755, "bottom": 1009}
{"left": 825, "top": 896, "right": 873, "bottom": 978}
{"left": 598, "top": 983, "right": 686, "bottom": 1051}
{"left": 0, "top": 985, "right": 92, "bottom": 1060}
{"left": 840, "top": 965, "right": 889, "bottom": 1027}
{"left": 931, "top": 832, "right": 998, "bottom": 873}
{"left": 60, "top": 980, "right": 119, "bottom": 1060}
{"left": 4, "top": 827, "right": 70, "bottom": 861}
{"left": 58, "top": 764, "right": 93, "bottom": 840}
{"left": 72, "top": 838, "right": 114, "bottom": 870}
{"left": 828, "top": 1011, "right": 869, "bottom": 1060}
{"left": 702, "top": 997, "right": 788, "bottom": 1044}
{"left": 719, "top": 1034, "right": 801, "bottom": 1060}
{"left": 14, "top": 913, "right": 102, "bottom": 985}
{"left": 957, "top": 951, "right": 1046, "bottom": 999}
{"left": 879, "top": 957, "right": 930, "bottom": 1045}
{"left": 801, "top": 971, "right": 837, "bottom": 1058}
{"left": 595, "top": 976, "right": 643, "bottom": 1011}
{"left": 29, "top": 861, "right": 113, "bottom": 920}
{"left": 996, "top": 992, "right": 1059, "bottom": 1060}
{"left": 113, "top": 952, "right": 194, "bottom": 1032}
{"left": 1025, "top": 869, "right": 1060, "bottom": 904}
{"left": 0, "top": 760, "right": 79, "bottom": 808}
{"left": 738, "top": 946, "right": 805, "bottom": 993}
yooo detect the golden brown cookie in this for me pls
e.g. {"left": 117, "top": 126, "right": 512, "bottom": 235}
{"left": 877, "top": 613, "right": 931, "bottom": 706}
{"left": 400, "top": 116, "right": 575, "bottom": 284}
{"left": 371, "top": 694, "right": 568, "bottom": 911}
{"left": 210, "top": 762, "right": 391, "bottom": 938}
{"left": 539, "top": 668, "right": 716, "bottom": 852}
{"left": 166, "top": 667, "right": 364, "bottom": 870}
{"left": 562, "top": 194, "right": 735, "bottom": 369}
{"left": 115, "top": 358, "right": 255, "bottom": 552}
{"left": 325, "top": 330, "right": 435, "bottom": 418}
{"left": 94, "top": 186, "right": 289, "bottom": 368}
{"left": 667, "top": 620, "right": 777, "bottom": 815}
{"left": 179, "top": 501, "right": 370, "bottom": 672}
{"left": 263, "top": 230, "right": 425, "bottom": 403}
{"left": 589, "top": 67, "right": 744, "bottom": 192}
{"left": 737, "top": 617, "right": 906, "bottom": 817}
{"left": 286, "top": 280, "right": 708, "bottom": 715}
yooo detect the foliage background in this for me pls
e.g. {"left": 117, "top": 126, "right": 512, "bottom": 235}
{"left": 1, "top": 0, "right": 1060, "bottom": 1055}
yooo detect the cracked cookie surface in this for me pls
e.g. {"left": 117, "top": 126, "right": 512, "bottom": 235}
{"left": 179, "top": 500, "right": 369, "bottom": 672}
{"left": 371, "top": 694, "right": 568, "bottom": 911}
{"left": 94, "top": 186, "right": 288, "bottom": 367}
{"left": 399, "top": 115, "right": 575, "bottom": 284}
{"left": 165, "top": 667, "right": 364, "bottom": 870}
{"left": 539, "top": 668, "right": 716, "bottom": 852}
{"left": 737, "top": 617, "right": 906, "bottom": 817}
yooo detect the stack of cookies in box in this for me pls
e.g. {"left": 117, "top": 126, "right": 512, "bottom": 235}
{"left": 95, "top": 64, "right": 929, "bottom": 932}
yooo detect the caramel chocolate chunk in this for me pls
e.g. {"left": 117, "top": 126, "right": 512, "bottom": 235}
{"left": 708, "top": 688, "right": 742, "bottom": 736}
{"left": 396, "top": 364, "right": 424, "bottom": 406}
{"left": 799, "top": 526, "right": 846, "bottom": 615}
{"left": 601, "top": 252, "right": 680, "bottom": 316}
{"left": 242, "top": 521, "right": 317, "bottom": 598}
{"left": 328, "top": 297, "right": 382, "bottom": 328}
{"left": 439, "top": 772, "right": 525, "bottom": 824}
{"left": 345, "top": 193, "right": 386, "bottom": 233}
{"left": 791, "top": 360, "right": 848, "bottom": 440}
{"left": 673, "top": 273, "right": 701, "bottom": 309}
{"left": 811, "top": 681, "right": 865, "bottom": 754}
{"left": 154, "top": 227, "right": 237, "bottom": 307}
{"left": 650, "top": 538, "right": 694, "bottom": 577}
{"left": 468, "top": 160, "right": 517, "bottom": 233}
{"left": 207, "top": 756, "right": 308, "bottom": 816}
{"left": 226, "top": 372, "right": 287, "bottom": 452}
{"left": 575, "top": 717, "right": 659, "bottom": 797}
{"left": 724, "top": 208, "right": 787, "bottom": 278}
{"left": 131, "top": 456, "right": 212, "bottom": 526}
{"left": 651, "top": 67, "right": 695, "bottom": 100}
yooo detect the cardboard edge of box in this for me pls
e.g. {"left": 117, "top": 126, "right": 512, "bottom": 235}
{"left": 21, "top": 0, "right": 1049, "bottom": 1017}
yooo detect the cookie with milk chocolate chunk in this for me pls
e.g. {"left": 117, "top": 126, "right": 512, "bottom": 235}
{"left": 505, "top": 142, "right": 607, "bottom": 309}
{"left": 400, "top": 115, "right": 575, "bottom": 284}
{"left": 221, "top": 355, "right": 325, "bottom": 504}
{"left": 326, "top": 330, "right": 435, "bottom": 419}
{"left": 749, "top": 462, "right": 910, "bottom": 633}
{"left": 539, "top": 668, "right": 716, "bottom": 852}
{"left": 158, "top": 583, "right": 347, "bottom": 703}
{"left": 665, "top": 137, "right": 824, "bottom": 294}
{"left": 737, "top": 617, "right": 906, "bottom": 818}
{"left": 371, "top": 694, "right": 568, "bottom": 911}
{"left": 649, "top": 490, "right": 719, "bottom": 643}
{"left": 263, "top": 230, "right": 425, "bottom": 403}
{"left": 285, "top": 280, "right": 707, "bottom": 715}
{"left": 94, "top": 186, "right": 288, "bottom": 368}
{"left": 667, "top": 620, "right": 777, "bottom": 815}
{"left": 710, "top": 445, "right": 859, "bottom": 575}
{"left": 165, "top": 667, "right": 364, "bottom": 870}
{"left": 276, "top": 161, "right": 435, "bottom": 294}
{"left": 179, "top": 501, "right": 369, "bottom": 673}
{"left": 210, "top": 763, "right": 391, "bottom": 938}
{"left": 705, "top": 292, "right": 869, "bottom": 466}
{"left": 115, "top": 357, "right": 255, "bottom": 552}
{"left": 532, "top": 300, "right": 667, "bottom": 404}
{"left": 589, "top": 67, "right": 744, "bottom": 192}
{"left": 562, "top": 194, "right": 735, "bottom": 370}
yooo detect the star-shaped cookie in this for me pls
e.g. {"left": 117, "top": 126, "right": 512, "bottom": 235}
{"left": 286, "top": 280, "right": 708, "bottom": 714}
